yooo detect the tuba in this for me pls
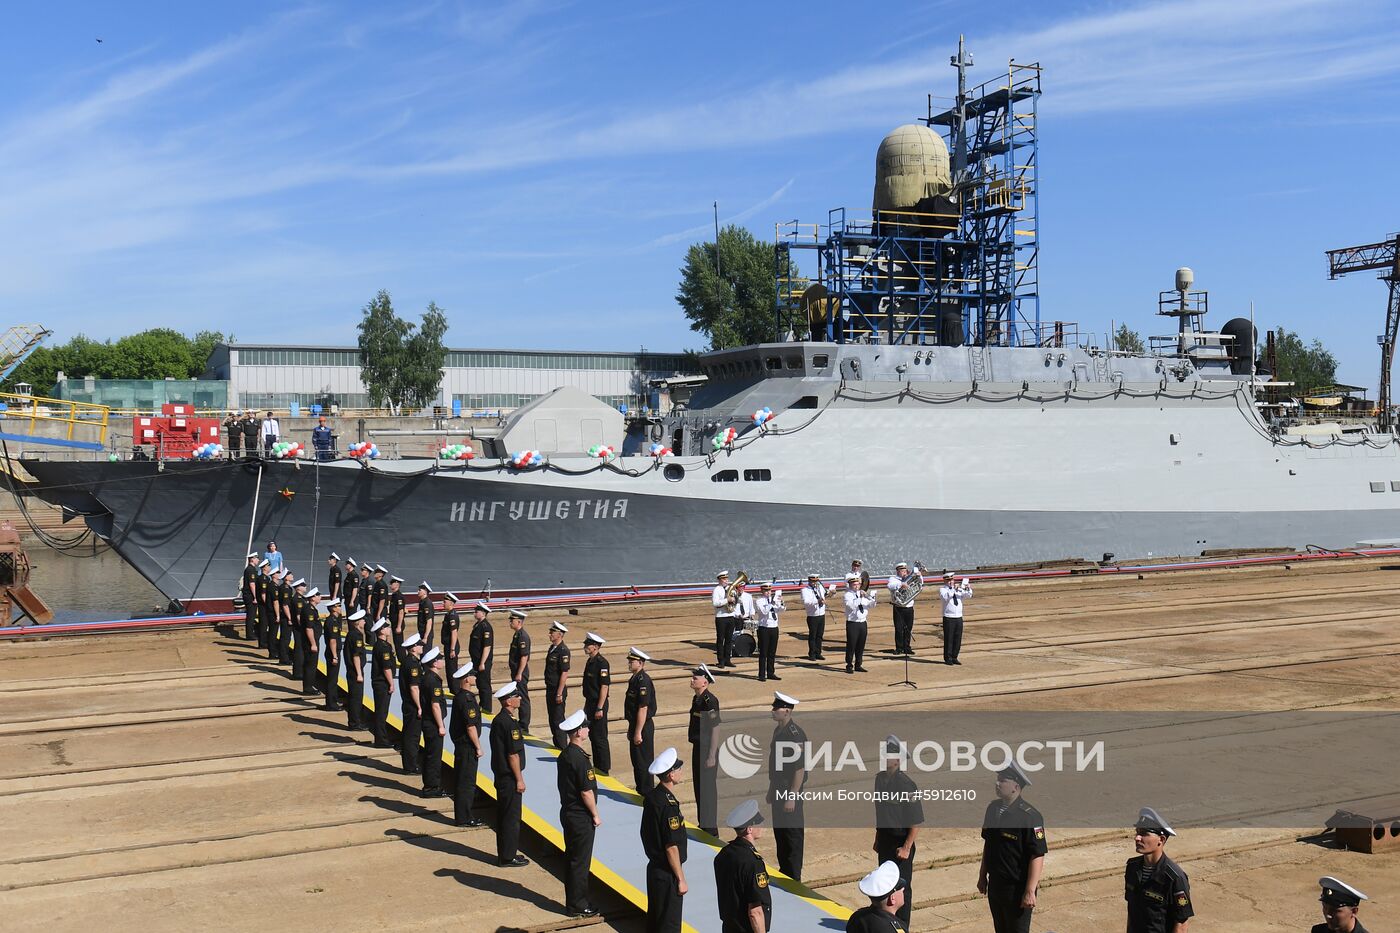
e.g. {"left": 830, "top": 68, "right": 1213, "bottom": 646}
{"left": 893, "top": 561, "right": 929, "bottom": 608}
{"left": 725, "top": 570, "right": 750, "bottom": 605}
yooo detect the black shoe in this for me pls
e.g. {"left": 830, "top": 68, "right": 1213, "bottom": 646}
{"left": 500, "top": 855, "right": 530, "bottom": 867}
{"left": 406, "top": 767, "right": 422, "bottom": 775}
{"left": 757, "top": 676, "right": 766, "bottom": 682}
{"left": 952, "top": 659, "right": 962, "bottom": 665}
{"left": 769, "top": 674, "right": 782, "bottom": 681}
{"left": 855, "top": 665, "right": 868, "bottom": 673}
{"left": 456, "top": 817, "right": 485, "bottom": 828}
{"left": 944, "top": 660, "right": 955, "bottom": 665}
{"left": 570, "top": 907, "right": 600, "bottom": 919}
{"left": 815, "top": 654, "right": 826, "bottom": 661}
{"left": 421, "top": 788, "right": 446, "bottom": 798}
{"left": 845, "top": 666, "right": 854, "bottom": 674}
{"left": 373, "top": 740, "right": 393, "bottom": 748}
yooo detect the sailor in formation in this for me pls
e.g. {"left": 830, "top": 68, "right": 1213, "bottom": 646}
{"left": 688, "top": 664, "right": 721, "bottom": 837}
{"left": 977, "top": 761, "right": 1046, "bottom": 933}
{"left": 321, "top": 597, "right": 343, "bottom": 711}
{"left": 369, "top": 618, "right": 396, "bottom": 747}
{"left": 714, "top": 799, "right": 771, "bottom": 933}
{"left": 468, "top": 601, "right": 495, "bottom": 712}
{"left": 343, "top": 609, "right": 367, "bottom": 730}
{"left": 640, "top": 747, "right": 689, "bottom": 933}
{"left": 326, "top": 551, "right": 341, "bottom": 601}
{"left": 847, "top": 861, "right": 908, "bottom": 933}
{"left": 1313, "top": 877, "right": 1368, "bottom": 933}
{"left": 508, "top": 609, "right": 533, "bottom": 732}
{"left": 1125, "top": 807, "right": 1193, "bottom": 933}
{"left": 873, "top": 735, "right": 923, "bottom": 926}
{"left": 885, "top": 561, "right": 920, "bottom": 656}
{"left": 419, "top": 646, "right": 448, "bottom": 797}
{"left": 556, "top": 709, "right": 602, "bottom": 920}
{"left": 387, "top": 575, "right": 407, "bottom": 649}
{"left": 398, "top": 632, "right": 425, "bottom": 774}
{"left": 440, "top": 592, "right": 461, "bottom": 685}
{"left": 415, "top": 581, "right": 436, "bottom": 648}
{"left": 448, "top": 661, "right": 484, "bottom": 827}
{"left": 754, "top": 582, "right": 784, "bottom": 682}
{"left": 800, "top": 572, "right": 831, "bottom": 661}
{"left": 240, "top": 552, "right": 260, "bottom": 641}
{"left": 939, "top": 570, "right": 972, "bottom": 665}
{"left": 490, "top": 681, "right": 529, "bottom": 867}
{"left": 255, "top": 558, "right": 273, "bottom": 651}
{"left": 844, "top": 572, "right": 875, "bottom": 673}
{"left": 581, "top": 632, "right": 612, "bottom": 774}
{"left": 297, "top": 582, "right": 319, "bottom": 694}
{"left": 712, "top": 571, "right": 737, "bottom": 668}
{"left": 275, "top": 569, "right": 293, "bottom": 665}
{"left": 355, "top": 561, "right": 372, "bottom": 615}
{"left": 543, "top": 621, "right": 572, "bottom": 747}
{"left": 369, "top": 564, "right": 388, "bottom": 623}
{"left": 625, "top": 647, "right": 658, "bottom": 793}
{"left": 341, "top": 558, "right": 360, "bottom": 621}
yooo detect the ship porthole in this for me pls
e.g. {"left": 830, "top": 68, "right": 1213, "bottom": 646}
{"left": 663, "top": 464, "right": 684, "bottom": 482}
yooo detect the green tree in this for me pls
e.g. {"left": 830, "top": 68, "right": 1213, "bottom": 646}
{"left": 356, "top": 290, "right": 449, "bottom": 410}
{"left": 1113, "top": 324, "right": 1145, "bottom": 355}
{"left": 1266, "top": 328, "right": 1337, "bottom": 396}
{"left": 189, "top": 330, "right": 228, "bottom": 374}
{"left": 108, "top": 329, "right": 196, "bottom": 380}
{"left": 676, "top": 224, "right": 795, "bottom": 349}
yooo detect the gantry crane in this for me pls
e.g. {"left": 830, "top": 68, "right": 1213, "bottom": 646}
{"left": 1327, "top": 235, "right": 1400, "bottom": 431}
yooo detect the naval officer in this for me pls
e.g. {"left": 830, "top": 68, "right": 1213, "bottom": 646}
{"left": 490, "top": 681, "right": 529, "bottom": 867}
{"left": 800, "top": 572, "right": 831, "bottom": 661}
{"left": 873, "top": 735, "right": 923, "bottom": 926}
{"left": 398, "top": 632, "right": 425, "bottom": 774}
{"left": 448, "top": 661, "right": 484, "bottom": 827}
{"left": 581, "top": 632, "right": 612, "bottom": 774}
{"left": 714, "top": 799, "right": 771, "bottom": 933}
{"left": 556, "top": 709, "right": 601, "bottom": 919}
{"left": 767, "top": 691, "right": 807, "bottom": 880}
{"left": 625, "top": 647, "right": 657, "bottom": 793}
{"left": 641, "top": 747, "right": 689, "bottom": 933}
{"left": 369, "top": 619, "right": 396, "bottom": 747}
{"left": 688, "top": 664, "right": 720, "bottom": 837}
{"left": 847, "top": 861, "right": 908, "bottom": 933}
{"left": 508, "top": 609, "right": 532, "bottom": 732}
{"left": 1314, "top": 876, "right": 1369, "bottom": 933}
{"left": 543, "top": 621, "right": 572, "bottom": 747}
{"left": 712, "top": 571, "right": 737, "bottom": 667}
{"left": 1125, "top": 807, "right": 1193, "bottom": 933}
{"left": 468, "top": 601, "right": 495, "bottom": 713}
{"left": 978, "top": 761, "right": 1046, "bottom": 933}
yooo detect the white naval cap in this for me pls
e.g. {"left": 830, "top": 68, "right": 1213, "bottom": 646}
{"left": 895, "top": 561, "right": 908, "bottom": 569}
{"left": 402, "top": 632, "right": 422, "bottom": 648}
{"left": 508, "top": 608, "right": 527, "bottom": 619}
{"left": 390, "top": 576, "right": 404, "bottom": 584}
{"left": 443, "top": 592, "right": 458, "bottom": 603}
{"left": 323, "top": 597, "right": 339, "bottom": 607}
{"left": 258, "top": 558, "right": 270, "bottom": 568}
{"left": 692, "top": 663, "right": 715, "bottom": 683}
{"left": 370, "top": 619, "right": 387, "bottom": 633}
{"left": 453, "top": 662, "right": 474, "bottom": 679}
{"left": 345, "top": 557, "right": 357, "bottom": 567}
{"left": 418, "top": 580, "right": 431, "bottom": 590}
{"left": 771, "top": 691, "right": 799, "bottom": 709}
{"left": 648, "top": 747, "right": 684, "bottom": 775}
{"left": 724, "top": 799, "right": 765, "bottom": 830}
{"left": 628, "top": 647, "right": 650, "bottom": 661}
{"left": 716, "top": 570, "right": 729, "bottom": 579}
{"left": 549, "top": 621, "right": 568, "bottom": 634}
{"left": 584, "top": 632, "right": 606, "bottom": 645}
{"left": 247, "top": 551, "right": 260, "bottom": 559}
{"left": 292, "top": 577, "right": 306, "bottom": 587}
{"left": 347, "top": 608, "right": 366, "bottom": 622}
{"left": 997, "top": 760, "right": 1033, "bottom": 788}
{"left": 307, "top": 587, "right": 320, "bottom": 598}
{"left": 845, "top": 572, "right": 860, "bottom": 582}
{"left": 329, "top": 551, "right": 340, "bottom": 560}
{"left": 1135, "top": 806, "right": 1175, "bottom": 837}
{"left": 493, "top": 681, "right": 520, "bottom": 700}
{"left": 421, "top": 646, "right": 442, "bottom": 665}
{"left": 375, "top": 564, "right": 387, "bottom": 572}
{"left": 1319, "top": 876, "right": 1368, "bottom": 907}
{"left": 474, "top": 600, "right": 491, "bottom": 613}
{"left": 559, "top": 710, "right": 587, "bottom": 733}
{"left": 858, "top": 861, "right": 905, "bottom": 899}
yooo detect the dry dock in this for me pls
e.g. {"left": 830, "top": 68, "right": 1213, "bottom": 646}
{"left": 2, "top": 557, "right": 1398, "bottom": 931}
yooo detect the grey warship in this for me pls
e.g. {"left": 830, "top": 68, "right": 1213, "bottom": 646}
{"left": 19, "top": 50, "right": 1400, "bottom": 608}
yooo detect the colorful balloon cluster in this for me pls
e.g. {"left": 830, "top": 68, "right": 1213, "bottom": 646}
{"left": 711, "top": 427, "right": 739, "bottom": 450}
{"left": 648, "top": 443, "right": 673, "bottom": 457}
{"left": 510, "top": 450, "right": 544, "bottom": 469}
{"left": 752, "top": 406, "right": 775, "bottom": 427}
{"left": 588, "top": 444, "right": 616, "bottom": 460}
{"left": 347, "top": 441, "right": 379, "bottom": 459}
{"left": 192, "top": 442, "right": 223, "bottom": 459}
{"left": 438, "top": 443, "right": 475, "bottom": 461}
{"left": 270, "top": 440, "right": 304, "bottom": 459}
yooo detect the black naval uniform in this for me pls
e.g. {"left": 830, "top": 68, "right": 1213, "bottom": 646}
{"left": 289, "top": 590, "right": 306, "bottom": 680}
{"left": 277, "top": 579, "right": 294, "bottom": 664}
{"left": 441, "top": 608, "right": 461, "bottom": 686}
{"left": 846, "top": 905, "right": 908, "bottom": 932}
{"left": 256, "top": 571, "right": 274, "bottom": 650}
{"left": 387, "top": 588, "right": 407, "bottom": 650}
{"left": 714, "top": 835, "right": 771, "bottom": 933}
{"left": 1312, "top": 922, "right": 1367, "bottom": 933}
{"left": 344, "top": 626, "right": 366, "bottom": 729}
{"left": 240, "top": 563, "right": 259, "bottom": 640}
{"left": 322, "top": 611, "right": 344, "bottom": 709}
{"left": 557, "top": 742, "right": 598, "bottom": 916}
{"left": 420, "top": 665, "right": 447, "bottom": 794}
{"left": 874, "top": 768, "right": 925, "bottom": 927}
{"left": 509, "top": 627, "right": 532, "bottom": 732}
{"left": 544, "top": 640, "right": 571, "bottom": 747}
{"left": 341, "top": 572, "right": 360, "bottom": 620}
{"left": 981, "top": 795, "right": 1048, "bottom": 933}
{"left": 370, "top": 636, "right": 397, "bottom": 747}
{"left": 369, "top": 576, "right": 388, "bottom": 627}
{"left": 470, "top": 616, "right": 495, "bottom": 713}
{"left": 582, "top": 650, "right": 612, "bottom": 773}
{"left": 689, "top": 688, "right": 721, "bottom": 836}
{"left": 240, "top": 416, "right": 259, "bottom": 457}
{"left": 768, "top": 717, "right": 808, "bottom": 880}
{"left": 399, "top": 652, "right": 424, "bottom": 773}
{"left": 1124, "top": 853, "right": 1193, "bottom": 933}
{"left": 448, "top": 682, "right": 481, "bottom": 824}
{"left": 355, "top": 572, "right": 372, "bottom": 615}
{"left": 625, "top": 666, "right": 657, "bottom": 794}
{"left": 641, "top": 781, "right": 688, "bottom": 932}
{"left": 300, "top": 600, "right": 323, "bottom": 696}
{"left": 490, "top": 706, "right": 526, "bottom": 863}
{"left": 416, "top": 597, "right": 436, "bottom": 648}
{"left": 328, "top": 562, "right": 341, "bottom": 602}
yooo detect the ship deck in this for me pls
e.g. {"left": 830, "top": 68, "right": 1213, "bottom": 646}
{"left": 3, "top": 558, "right": 1398, "bottom": 931}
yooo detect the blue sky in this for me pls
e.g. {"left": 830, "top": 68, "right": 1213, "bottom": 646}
{"left": 3, "top": 0, "right": 1399, "bottom": 388}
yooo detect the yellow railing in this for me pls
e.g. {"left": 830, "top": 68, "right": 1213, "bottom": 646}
{"left": 0, "top": 392, "right": 111, "bottom": 444}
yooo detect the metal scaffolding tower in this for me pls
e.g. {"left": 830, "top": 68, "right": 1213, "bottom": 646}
{"left": 1327, "top": 234, "right": 1400, "bottom": 431}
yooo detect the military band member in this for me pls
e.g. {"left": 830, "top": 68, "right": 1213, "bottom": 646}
{"left": 754, "top": 583, "right": 785, "bottom": 682}
{"left": 581, "top": 632, "right": 612, "bottom": 774}
{"left": 886, "top": 562, "right": 920, "bottom": 656}
{"left": 625, "top": 647, "right": 657, "bottom": 794}
{"left": 874, "top": 735, "right": 923, "bottom": 926}
{"left": 344, "top": 609, "right": 368, "bottom": 730}
{"left": 847, "top": 861, "right": 909, "bottom": 933}
{"left": 449, "top": 662, "right": 485, "bottom": 827}
{"left": 767, "top": 691, "right": 806, "bottom": 880}
{"left": 415, "top": 581, "right": 436, "bottom": 648}
{"left": 341, "top": 558, "right": 360, "bottom": 616}
{"left": 440, "top": 592, "right": 462, "bottom": 687}
{"left": 688, "top": 664, "right": 720, "bottom": 836}
{"left": 290, "top": 578, "right": 310, "bottom": 684}
{"left": 369, "top": 564, "right": 388, "bottom": 623}
{"left": 469, "top": 601, "right": 495, "bottom": 713}
{"left": 557, "top": 709, "right": 601, "bottom": 919}
{"left": 1314, "top": 876, "right": 1368, "bottom": 933}
{"left": 939, "top": 570, "right": 972, "bottom": 665}
{"left": 399, "top": 632, "right": 425, "bottom": 774}
{"left": 978, "top": 761, "right": 1045, "bottom": 933}
{"left": 543, "top": 621, "right": 572, "bottom": 747}
{"left": 387, "top": 576, "right": 407, "bottom": 651}
{"left": 508, "top": 609, "right": 533, "bottom": 732}
{"left": 1125, "top": 807, "right": 1193, "bottom": 933}
{"left": 843, "top": 573, "right": 874, "bottom": 673}
{"left": 800, "top": 573, "right": 831, "bottom": 661}
{"left": 370, "top": 619, "right": 396, "bottom": 748}
{"left": 321, "top": 598, "right": 344, "bottom": 711}
{"left": 714, "top": 799, "right": 771, "bottom": 933}
{"left": 730, "top": 582, "right": 755, "bottom": 663}
{"left": 240, "top": 552, "right": 260, "bottom": 641}
{"left": 256, "top": 559, "right": 274, "bottom": 652}
{"left": 327, "top": 552, "right": 342, "bottom": 601}
{"left": 641, "top": 747, "right": 689, "bottom": 933}
{"left": 712, "top": 571, "right": 737, "bottom": 668}
{"left": 490, "top": 681, "right": 529, "bottom": 867}
{"left": 419, "top": 647, "right": 448, "bottom": 797}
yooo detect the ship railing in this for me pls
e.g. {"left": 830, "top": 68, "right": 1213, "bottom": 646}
{"left": 0, "top": 392, "right": 111, "bottom": 446}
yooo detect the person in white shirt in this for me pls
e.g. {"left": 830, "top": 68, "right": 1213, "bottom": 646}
{"left": 843, "top": 572, "right": 876, "bottom": 674}
{"left": 938, "top": 570, "right": 973, "bottom": 665}
{"left": 885, "top": 562, "right": 922, "bottom": 656}
{"left": 754, "top": 582, "right": 786, "bottom": 682}
{"left": 712, "top": 571, "right": 736, "bottom": 667}
{"left": 800, "top": 573, "right": 832, "bottom": 661}
{"left": 730, "top": 584, "right": 755, "bottom": 662}
{"left": 260, "top": 410, "right": 280, "bottom": 457}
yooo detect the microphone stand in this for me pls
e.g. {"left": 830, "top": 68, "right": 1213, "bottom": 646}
{"left": 888, "top": 590, "right": 916, "bottom": 689}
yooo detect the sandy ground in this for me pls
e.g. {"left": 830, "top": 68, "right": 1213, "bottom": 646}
{"left": 2, "top": 557, "right": 1398, "bottom": 931}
